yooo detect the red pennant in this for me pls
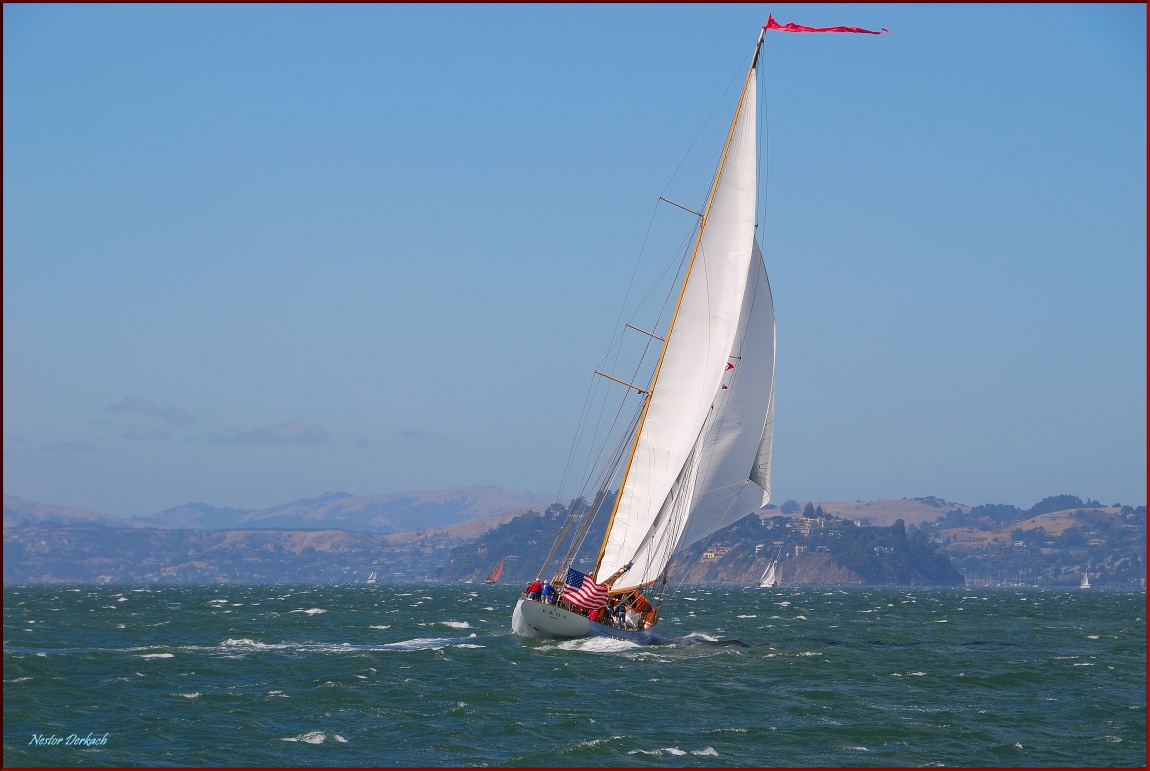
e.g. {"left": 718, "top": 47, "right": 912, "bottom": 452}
{"left": 764, "top": 13, "right": 891, "bottom": 35}
{"left": 726, "top": 362, "right": 735, "bottom": 370}
{"left": 721, "top": 385, "right": 728, "bottom": 390}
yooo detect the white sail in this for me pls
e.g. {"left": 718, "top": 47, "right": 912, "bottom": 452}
{"left": 759, "top": 561, "right": 777, "bottom": 588}
{"left": 596, "top": 66, "right": 759, "bottom": 589}
{"left": 675, "top": 240, "right": 775, "bottom": 549}
{"left": 618, "top": 241, "right": 775, "bottom": 583}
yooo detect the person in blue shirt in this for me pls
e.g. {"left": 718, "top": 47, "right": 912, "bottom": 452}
{"left": 541, "top": 580, "right": 555, "bottom": 604}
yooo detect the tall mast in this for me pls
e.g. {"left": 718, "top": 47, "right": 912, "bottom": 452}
{"left": 593, "top": 33, "right": 765, "bottom": 578}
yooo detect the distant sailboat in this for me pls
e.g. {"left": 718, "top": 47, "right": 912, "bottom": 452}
{"left": 1080, "top": 568, "right": 1090, "bottom": 589}
{"left": 366, "top": 571, "right": 377, "bottom": 584}
{"left": 759, "top": 547, "right": 783, "bottom": 588}
{"left": 484, "top": 557, "right": 505, "bottom": 584}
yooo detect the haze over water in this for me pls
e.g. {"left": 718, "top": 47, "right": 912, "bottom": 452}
{"left": 3, "top": 584, "right": 1145, "bottom": 766}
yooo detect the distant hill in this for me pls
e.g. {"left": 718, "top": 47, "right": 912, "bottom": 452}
{"left": 131, "top": 486, "right": 556, "bottom": 533}
{"left": 3, "top": 495, "right": 143, "bottom": 529}
{"left": 782, "top": 497, "right": 971, "bottom": 528}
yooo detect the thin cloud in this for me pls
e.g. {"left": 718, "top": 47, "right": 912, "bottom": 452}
{"left": 216, "top": 417, "right": 330, "bottom": 445}
{"left": 399, "top": 429, "right": 442, "bottom": 441}
{"left": 108, "top": 396, "right": 193, "bottom": 425}
{"left": 123, "top": 425, "right": 170, "bottom": 441}
{"left": 45, "top": 441, "right": 95, "bottom": 453}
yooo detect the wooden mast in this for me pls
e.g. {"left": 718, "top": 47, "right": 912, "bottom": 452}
{"left": 593, "top": 32, "right": 765, "bottom": 578}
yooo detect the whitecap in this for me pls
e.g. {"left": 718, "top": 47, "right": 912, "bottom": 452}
{"left": 629, "top": 747, "right": 686, "bottom": 756}
{"left": 737, "top": 614, "right": 756, "bottom": 619}
{"left": 176, "top": 692, "right": 200, "bottom": 699}
{"left": 1087, "top": 635, "right": 1099, "bottom": 640}
{"left": 334, "top": 734, "right": 348, "bottom": 743}
{"left": 795, "top": 615, "right": 808, "bottom": 620}
{"left": 908, "top": 671, "right": 926, "bottom": 676}
{"left": 117, "top": 597, "right": 128, "bottom": 602}
{"left": 220, "top": 638, "right": 289, "bottom": 652}
{"left": 282, "top": 731, "right": 325, "bottom": 744}
{"left": 6, "top": 677, "right": 33, "bottom": 683}
{"left": 557, "top": 636, "right": 639, "bottom": 654}
{"left": 290, "top": 608, "right": 327, "bottom": 615}
{"left": 440, "top": 621, "right": 471, "bottom": 629}
{"left": 369, "top": 625, "right": 391, "bottom": 630}
{"left": 139, "top": 653, "right": 174, "bottom": 659}
{"left": 454, "top": 643, "right": 485, "bottom": 649}
{"left": 692, "top": 747, "right": 718, "bottom": 756}
{"left": 378, "top": 636, "right": 465, "bottom": 651}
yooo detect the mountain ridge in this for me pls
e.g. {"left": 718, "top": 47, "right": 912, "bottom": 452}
{"left": 4, "top": 486, "right": 556, "bottom": 534}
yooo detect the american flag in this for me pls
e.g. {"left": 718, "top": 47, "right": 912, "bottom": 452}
{"left": 563, "top": 567, "right": 609, "bottom": 611}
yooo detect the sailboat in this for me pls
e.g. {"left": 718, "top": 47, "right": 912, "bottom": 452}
{"left": 366, "top": 571, "right": 377, "bottom": 584}
{"left": 513, "top": 29, "right": 776, "bottom": 643}
{"left": 484, "top": 557, "right": 505, "bottom": 584}
{"left": 1080, "top": 567, "right": 1090, "bottom": 589}
{"left": 759, "top": 547, "right": 783, "bottom": 588}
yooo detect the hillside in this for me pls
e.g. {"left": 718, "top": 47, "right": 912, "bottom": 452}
{"left": 4, "top": 487, "right": 555, "bottom": 534}
{"left": 442, "top": 503, "right": 963, "bottom": 587}
{"left": 132, "top": 486, "right": 555, "bottom": 533}
{"left": 924, "top": 499, "right": 1146, "bottom": 587}
{"left": 797, "top": 497, "right": 970, "bottom": 528}
{"left": 3, "top": 495, "right": 144, "bottom": 529}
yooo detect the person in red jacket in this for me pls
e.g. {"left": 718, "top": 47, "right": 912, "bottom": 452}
{"left": 526, "top": 580, "right": 543, "bottom": 601}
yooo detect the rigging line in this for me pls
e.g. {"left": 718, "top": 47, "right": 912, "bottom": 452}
{"left": 575, "top": 395, "right": 639, "bottom": 499}
{"left": 555, "top": 370, "right": 602, "bottom": 505}
{"left": 559, "top": 372, "right": 607, "bottom": 505}
{"left": 603, "top": 39, "right": 755, "bottom": 377}
{"left": 658, "top": 41, "right": 758, "bottom": 199}
{"left": 668, "top": 481, "right": 751, "bottom": 600}
{"left": 597, "top": 222, "right": 696, "bottom": 375}
{"left": 577, "top": 380, "right": 640, "bottom": 495}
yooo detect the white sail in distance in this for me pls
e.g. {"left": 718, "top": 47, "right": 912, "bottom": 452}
{"left": 595, "top": 62, "right": 760, "bottom": 589}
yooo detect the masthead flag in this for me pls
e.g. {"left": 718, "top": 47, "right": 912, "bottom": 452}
{"left": 764, "top": 13, "right": 891, "bottom": 36}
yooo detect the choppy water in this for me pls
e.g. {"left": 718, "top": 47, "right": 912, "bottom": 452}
{"left": 3, "top": 584, "right": 1145, "bottom": 767}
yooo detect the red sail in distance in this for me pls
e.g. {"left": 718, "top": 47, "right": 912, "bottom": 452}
{"left": 484, "top": 557, "right": 504, "bottom": 583}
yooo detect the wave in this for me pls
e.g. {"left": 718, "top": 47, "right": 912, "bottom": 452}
{"left": 290, "top": 608, "right": 327, "bottom": 615}
{"left": 378, "top": 634, "right": 479, "bottom": 651}
{"left": 654, "top": 632, "right": 754, "bottom": 648}
{"left": 281, "top": 731, "right": 325, "bottom": 744}
{"left": 556, "top": 636, "right": 640, "bottom": 653}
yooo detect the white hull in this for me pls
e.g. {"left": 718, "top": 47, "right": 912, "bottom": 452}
{"left": 512, "top": 598, "right": 657, "bottom": 643}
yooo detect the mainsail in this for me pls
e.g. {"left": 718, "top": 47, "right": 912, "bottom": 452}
{"left": 594, "top": 52, "right": 769, "bottom": 592}
{"left": 485, "top": 557, "right": 505, "bottom": 584}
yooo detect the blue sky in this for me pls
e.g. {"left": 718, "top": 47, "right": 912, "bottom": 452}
{"left": 4, "top": 4, "right": 1145, "bottom": 517}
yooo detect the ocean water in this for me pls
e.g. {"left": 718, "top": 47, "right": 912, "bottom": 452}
{"left": 3, "top": 584, "right": 1145, "bottom": 767}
